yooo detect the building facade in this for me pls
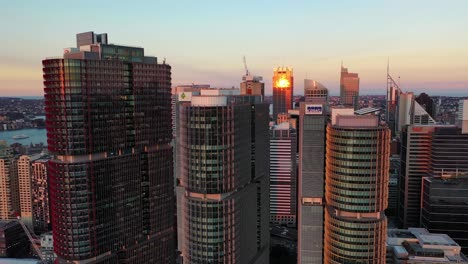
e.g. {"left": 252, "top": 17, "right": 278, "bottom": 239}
{"left": 324, "top": 115, "right": 390, "bottom": 264}
{"left": 339, "top": 65, "right": 359, "bottom": 108}
{"left": 177, "top": 90, "right": 269, "bottom": 264}
{"left": 304, "top": 79, "right": 328, "bottom": 103}
{"left": 31, "top": 158, "right": 50, "bottom": 234}
{"left": 269, "top": 122, "right": 297, "bottom": 227}
{"left": 44, "top": 31, "right": 174, "bottom": 263}
{"left": 398, "top": 125, "right": 436, "bottom": 228}
{"left": 297, "top": 102, "right": 327, "bottom": 264}
{"left": 273, "top": 67, "right": 293, "bottom": 121}
{"left": 421, "top": 175, "right": 468, "bottom": 254}
{"left": 241, "top": 75, "right": 264, "bottom": 96}
{"left": 0, "top": 141, "right": 19, "bottom": 221}
{"left": 17, "top": 155, "right": 32, "bottom": 229}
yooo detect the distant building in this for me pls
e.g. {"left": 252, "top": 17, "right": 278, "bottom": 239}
{"left": 177, "top": 89, "right": 270, "bottom": 263}
{"left": 273, "top": 67, "right": 294, "bottom": 121}
{"left": 421, "top": 175, "right": 468, "bottom": 254}
{"left": 324, "top": 114, "right": 390, "bottom": 263}
{"left": 0, "top": 220, "right": 29, "bottom": 258}
{"left": 304, "top": 79, "right": 328, "bottom": 103}
{"left": 0, "top": 141, "right": 19, "bottom": 220}
{"left": 415, "top": 93, "right": 435, "bottom": 119}
{"left": 241, "top": 75, "right": 264, "bottom": 96}
{"left": 388, "top": 156, "right": 400, "bottom": 219}
{"left": 387, "top": 228, "right": 468, "bottom": 263}
{"left": 458, "top": 99, "right": 468, "bottom": 134}
{"left": 31, "top": 158, "right": 50, "bottom": 234}
{"left": 340, "top": 65, "right": 359, "bottom": 109}
{"left": 270, "top": 122, "right": 297, "bottom": 227}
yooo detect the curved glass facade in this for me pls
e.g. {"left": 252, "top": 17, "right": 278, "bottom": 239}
{"left": 324, "top": 124, "right": 390, "bottom": 264}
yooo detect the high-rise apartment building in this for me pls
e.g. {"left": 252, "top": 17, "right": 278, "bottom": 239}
{"left": 269, "top": 122, "right": 297, "bottom": 227}
{"left": 177, "top": 89, "right": 269, "bottom": 264}
{"left": 324, "top": 114, "right": 390, "bottom": 264}
{"left": 43, "top": 31, "right": 174, "bottom": 263}
{"left": 273, "top": 67, "right": 293, "bottom": 121}
{"left": 297, "top": 102, "right": 327, "bottom": 263}
{"left": 304, "top": 79, "right": 328, "bottom": 103}
{"left": 17, "top": 155, "right": 32, "bottom": 229}
{"left": 31, "top": 158, "right": 50, "bottom": 234}
{"left": 0, "top": 141, "right": 19, "bottom": 221}
{"left": 421, "top": 175, "right": 468, "bottom": 254}
{"left": 339, "top": 65, "right": 359, "bottom": 108}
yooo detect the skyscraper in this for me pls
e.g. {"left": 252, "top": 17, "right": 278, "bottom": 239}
{"left": 297, "top": 102, "right": 327, "bottom": 263}
{"left": 324, "top": 114, "right": 390, "bottom": 263}
{"left": 31, "top": 158, "right": 50, "bottom": 234}
{"left": 273, "top": 67, "right": 293, "bottom": 121}
{"left": 43, "top": 31, "right": 174, "bottom": 263}
{"left": 339, "top": 65, "right": 359, "bottom": 109}
{"left": 17, "top": 155, "right": 32, "bottom": 229}
{"left": 398, "top": 125, "right": 433, "bottom": 229}
{"left": 0, "top": 141, "right": 19, "bottom": 221}
{"left": 177, "top": 89, "right": 270, "bottom": 264}
{"left": 269, "top": 122, "right": 297, "bottom": 227}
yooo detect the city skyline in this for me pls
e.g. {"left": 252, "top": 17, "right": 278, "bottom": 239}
{"left": 1, "top": 1, "right": 468, "bottom": 96}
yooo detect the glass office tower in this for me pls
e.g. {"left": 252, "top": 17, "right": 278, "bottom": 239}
{"left": 178, "top": 91, "right": 270, "bottom": 264}
{"left": 44, "top": 31, "right": 174, "bottom": 263}
{"left": 324, "top": 115, "right": 390, "bottom": 264}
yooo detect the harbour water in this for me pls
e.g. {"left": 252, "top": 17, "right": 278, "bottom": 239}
{"left": 0, "top": 128, "right": 47, "bottom": 146}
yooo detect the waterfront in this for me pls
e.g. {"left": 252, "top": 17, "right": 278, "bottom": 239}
{"left": 0, "top": 128, "right": 47, "bottom": 146}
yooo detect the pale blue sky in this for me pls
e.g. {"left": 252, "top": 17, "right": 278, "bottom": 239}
{"left": 1, "top": 0, "right": 467, "bottom": 96}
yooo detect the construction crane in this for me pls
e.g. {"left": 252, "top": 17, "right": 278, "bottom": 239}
{"left": 243, "top": 56, "right": 250, "bottom": 76}
{"left": 14, "top": 216, "right": 47, "bottom": 263}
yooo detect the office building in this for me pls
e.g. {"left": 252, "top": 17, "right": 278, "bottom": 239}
{"left": 421, "top": 175, "right": 468, "bottom": 254}
{"left": 304, "top": 79, "right": 328, "bottom": 103}
{"left": 387, "top": 228, "right": 468, "bottom": 263}
{"left": 398, "top": 125, "right": 436, "bottom": 228}
{"left": 339, "top": 65, "right": 359, "bottom": 108}
{"left": 0, "top": 141, "right": 19, "bottom": 221}
{"left": 43, "top": 31, "right": 174, "bottom": 263}
{"left": 324, "top": 114, "right": 390, "bottom": 264}
{"left": 177, "top": 89, "right": 270, "bottom": 264}
{"left": 31, "top": 158, "right": 50, "bottom": 234}
{"left": 297, "top": 102, "right": 327, "bottom": 263}
{"left": 273, "top": 67, "right": 293, "bottom": 121}
{"left": 17, "top": 155, "right": 33, "bottom": 229}
{"left": 270, "top": 122, "right": 297, "bottom": 227}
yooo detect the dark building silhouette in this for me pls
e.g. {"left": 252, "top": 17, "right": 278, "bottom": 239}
{"left": 415, "top": 93, "right": 435, "bottom": 119}
{"left": 422, "top": 175, "right": 468, "bottom": 254}
{"left": 43, "top": 31, "right": 174, "bottom": 263}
